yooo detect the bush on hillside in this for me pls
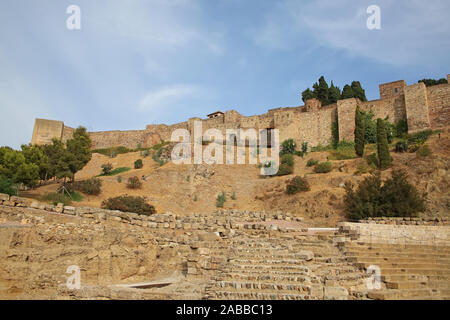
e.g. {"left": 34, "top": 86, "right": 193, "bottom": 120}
{"left": 101, "top": 163, "right": 113, "bottom": 175}
{"left": 101, "top": 195, "right": 156, "bottom": 215}
{"left": 126, "top": 176, "right": 142, "bottom": 189}
{"left": 344, "top": 170, "right": 426, "bottom": 220}
{"left": 286, "top": 176, "right": 310, "bottom": 194}
{"left": 306, "top": 159, "right": 319, "bottom": 167}
{"left": 280, "top": 139, "right": 297, "bottom": 155}
{"left": 134, "top": 159, "right": 143, "bottom": 169}
{"left": 314, "top": 162, "right": 332, "bottom": 173}
{"left": 72, "top": 178, "right": 102, "bottom": 195}
{"left": 394, "top": 140, "right": 408, "bottom": 153}
{"left": 216, "top": 191, "right": 226, "bottom": 208}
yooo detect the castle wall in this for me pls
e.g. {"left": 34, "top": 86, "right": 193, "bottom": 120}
{"left": 89, "top": 130, "right": 147, "bottom": 149}
{"left": 404, "top": 82, "right": 431, "bottom": 133}
{"left": 30, "top": 74, "right": 449, "bottom": 150}
{"left": 31, "top": 119, "right": 64, "bottom": 145}
{"left": 337, "top": 98, "right": 358, "bottom": 141}
{"left": 426, "top": 83, "right": 450, "bottom": 129}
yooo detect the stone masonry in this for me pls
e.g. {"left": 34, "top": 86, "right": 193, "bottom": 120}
{"left": 31, "top": 75, "right": 450, "bottom": 149}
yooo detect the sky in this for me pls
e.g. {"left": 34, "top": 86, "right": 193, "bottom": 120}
{"left": 0, "top": 0, "right": 449, "bottom": 149}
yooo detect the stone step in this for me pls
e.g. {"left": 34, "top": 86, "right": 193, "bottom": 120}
{"left": 217, "top": 273, "right": 312, "bottom": 283}
{"left": 213, "top": 280, "right": 311, "bottom": 293}
{"left": 381, "top": 274, "right": 450, "bottom": 282}
{"left": 374, "top": 268, "right": 450, "bottom": 276}
{"left": 355, "top": 261, "right": 450, "bottom": 270}
{"left": 368, "top": 288, "right": 450, "bottom": 300}
{"left": 385, "top": 280, "right": 450, "bottom": 290}
{"left": 230, "top": 258, "right": 312, "bottom": 265}
{"left": 345, "top": 255, "right": 450, "bottom": 263}
{"left": 343, "top": 244, "right": 450, "bottom": 253}
{"left": 222, "top": 268, "right": 310, "bottom": 276}
{"left": 210, "top": 290, "right": 312, "bottom": 300}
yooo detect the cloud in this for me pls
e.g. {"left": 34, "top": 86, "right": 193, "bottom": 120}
{"left": 252, "top": 0, "right": 450, "bottom": 66}
{"left": 138, "top": 85, "right": 202, "bottom": 111}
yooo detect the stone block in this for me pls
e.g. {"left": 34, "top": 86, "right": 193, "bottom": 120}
{"left": 324, "top": 286, "right": 349, "bottom": 300}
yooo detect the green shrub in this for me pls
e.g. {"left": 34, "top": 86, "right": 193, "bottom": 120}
{"left": 117, "top": 176, "right": 122, "bottom": 183}
{"left": 281, "top": 154, "right": 294, "bottom": 167}
{"left": 406, "top": 129, "right": 434, "bottom": 146}
{"left": 277, "top": 163, "right": 294, "bottom": 176}
{"left": 306, "top": 159, "right": 319, "bottom": 167}
{"left": 101, "top": 163, "right": 113, "bottom": 175}
{"left": 0, "top": 176, "right": 17, "bottom": 196}
{"left": 416, "top": 145, "right": 432, "bottom": 157}
{"left": 294, "top": 151, "right": 304, "bottom": 157}
{"left": 193, "top": 195, "right": 198, "bottom": 202}
{"left": 286, "top": 176, "right": 310, "bottom": 194}
{"left": 301, "top": 142, "right": 308, "bottom": 154}
{"left": 345, "top": 170, "right": 426, "bottom": 220}
{"left": 231, "top": 191, "right": 236, "bottom": 200}
{"left": 134, "top": 159, "right": 143, "bottom": 169}
{"left": 101, "top": 195, "right": 156, "bottom": 215}
{"left": 216, "top": 191, "right": 226, "bottom": 208}
{"left": 72, "top": 178, "right": 102, "bottom": 195}
{"left": 395, "top": 141, "right": 408, "bottom": 153}
{"left": 314, "top": 162, "right": 332, "bottom": 173}
{"left": 280, "top": 139, "right": 297, "bottom": 155}
{"left": 126, "top": 176, "right": 142, "bottom": 189}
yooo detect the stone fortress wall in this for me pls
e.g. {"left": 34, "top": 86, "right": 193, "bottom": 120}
{"left": 31, "top": 75, "right": 450, "bottom": 149}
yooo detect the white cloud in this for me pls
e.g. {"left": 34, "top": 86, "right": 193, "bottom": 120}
{"left": 138, "top": 84, "right": 203, "bottom": 112}
{"left": 253, "top": 0, "right": 450, "bottom": 66}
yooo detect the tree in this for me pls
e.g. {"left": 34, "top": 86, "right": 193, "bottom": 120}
{"left": 21, "top": 144, "right": 49, "bottom": 181}
{"left": 0, "top": 147, "right": 39, "bottom": 188}
{"left": 316, "top": 76, "right": 330, "bottom": 106}
{"left": 280, "top": 139, "right": 297, "bottom": 155}
{"left": 44, "top": 139, "right": 73, "bottom": 183}
{"left": 331, "top": 113, "right": 339, "bottom": 149}
{"left": 377, "top": 118, "right": 391, "bottom": 169}
{"left": 66, "top": 126, "right": 92, "bottom": 181}
{"left": 301, "top": 88, "right": 316, "bottom": 102}
{"left": 351, "top": 81, "right": 367, "bottom": 101}
{"left": 354, "top": 107, "right": 365, "bottom": 157}
{"left": 341, "top": 85, "right": 354, "bottom": 99}
{"left": 328, "top": 81, "right": 341, "bottom": 104}
{"left": 418, "top": 78, "right": 447, "bottom": 87}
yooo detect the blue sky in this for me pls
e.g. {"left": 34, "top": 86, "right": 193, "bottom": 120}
{"left": 1, "top": 0, "right": 449, "bottom": 149}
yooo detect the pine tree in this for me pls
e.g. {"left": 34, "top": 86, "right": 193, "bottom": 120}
{"left": 341, "top": 85, "right": 354, "bottom": 99}
{"left": 301, "top": 88, "right": 316, "bottom": 102}
{"left": 66, "top": 126, "right": 92, "bottom": 181}
{"left": 377, "top": 118, "right": 391, "bottom": 169}
{"left": 328, "top": 81, "right": 341, "bottom": 104}
{"left": 354, "top": 107, "right": 365, "bottom": 157}
{"left": 351, "top": 81, "right": 367, "bottom": 101}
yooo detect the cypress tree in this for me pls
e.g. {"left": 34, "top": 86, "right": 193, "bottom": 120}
{"left": 377, "top": 118, "right": 391, "bottom": 169}
{"left": 341, "top": 85, "right": 354, "bottom": 99}
{"left": 354, "top": 107, "right": 365, "bottom": 157}
{"left": 329, "top": 81, "right": 341, "bottom": 104}
{"left": 316, "top": 76, "right": 329, "bottom": 106}
{"left": 351, "top": 81, "right": 367, "bottom": 101}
